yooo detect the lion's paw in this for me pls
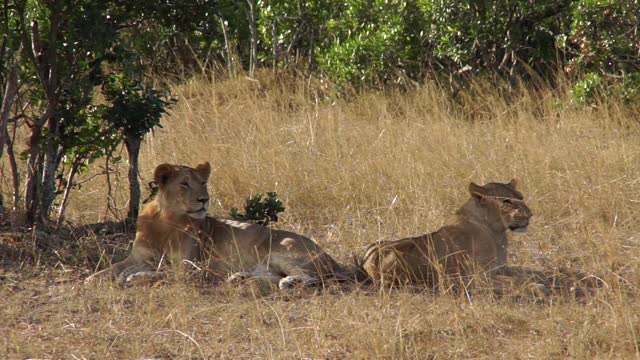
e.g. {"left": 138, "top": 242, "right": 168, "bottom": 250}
{"left": 124, "top": 271, "right": 166, "bottom": 287}
{"left": 278, "top": 275, "right": 317, "bottom": 290}
{"left": 226, "top": 272, "right": 252, "bottom": 284}
{"left": 527, "top": 282, "right": 551, "bottom": 298}
{"left": 83, "top": 269, "right": 111, "bottom": 285}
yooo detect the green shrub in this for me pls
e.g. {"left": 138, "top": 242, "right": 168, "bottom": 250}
{"left": 230, "top": 192, "right": 285, "bottom": 226}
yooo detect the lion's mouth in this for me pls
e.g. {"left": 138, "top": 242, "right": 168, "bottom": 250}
{"left": 187, "top": 207, "right": 208, "bottom": 219}
{"left": 510, "top": 224, "right": 529, "bottom": 233}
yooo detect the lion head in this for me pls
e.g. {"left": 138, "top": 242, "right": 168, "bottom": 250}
{"left": 154, "top": 162, "right": 212, "bottom": 219}
{"left": 468, "top": 179, "right": 532, "bottom": 232}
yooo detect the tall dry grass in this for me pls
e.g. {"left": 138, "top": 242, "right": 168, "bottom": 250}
{"left": 3, "top": 72, "right": 640, "bottom": 358}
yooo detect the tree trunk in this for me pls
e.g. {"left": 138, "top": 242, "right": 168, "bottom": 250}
{"left": 39, "top": 116, "right": 60, "bottom": 221}
{"left": 37, "top": 5, "right": 60, "bottom": 222}
{"left": 272, "top": 19, "right": 278, "bottom": 71}
{"left": 220, "top": 17, "right": 234, "bottom": 78}
{"left": 22, "top": 12, "right": 60, "bottom": 226}
{"left": 246, "top": 0, "right": 258, "bottom": 77}
{"left": 7, "top": 117, "right": 19, "bottom": 211}
{"left": 0, "top": 60, "right": 18, "bottom": 159}
{"left": 0, "top": 61, "right": 18, "bottom": 222}
{"left": 308, "top": 28, "right": 314, "bottom": 70}
{"left": 24, "top": 105, "right": 55, "bottom": 225}
{"left": 24, "top": 123, "right": 43, "bottom": 225}
{"left": 124, "top": 133, "right": 141, "bottom": 225}
{"left": 55, "top": 156, "right": 80, "bottom": 227}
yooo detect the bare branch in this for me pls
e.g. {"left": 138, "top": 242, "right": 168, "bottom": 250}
{"left": 29, "top": 20, "right": 48, "bottom": 89}
{"left": 0, "top": 52, "right": 19, "bottom": 159}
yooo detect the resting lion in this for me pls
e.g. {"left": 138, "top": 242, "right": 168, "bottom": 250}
{"left": 360, "top": 180, "right": 535, "bottom": 292}
{"left": 86, "top": 162, "right": 347, "bottom": 289}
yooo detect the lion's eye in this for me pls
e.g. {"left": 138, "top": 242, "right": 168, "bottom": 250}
{"left": 181, "top": 182, "right": 190, "bottom": 188}
{"left": 502, "top": 199, "right": 513, "bottom": 205}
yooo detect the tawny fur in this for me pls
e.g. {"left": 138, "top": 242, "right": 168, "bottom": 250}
{"left": 360, "top": 180, "right": 532, "bottom": 291}
{"left": 88, "top": 162, "right": 345, "bottom": 289}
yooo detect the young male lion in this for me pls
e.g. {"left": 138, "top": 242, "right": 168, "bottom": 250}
{"left": 87, "top": 162, "right": 347, "bottom": 289}
{"left": 360, "top": 180, "right": 535, "bottom": 292}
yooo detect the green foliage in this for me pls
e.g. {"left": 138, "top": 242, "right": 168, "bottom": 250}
{"left": 58, "top": 105, "right": 120, "bottom": 168}
{"left": 571, "top": 72, "right": 603, "bottom": 104}
{"left": 315, "top": 0, "right": 426, "bottom": 87}
{"left": 566, "top": 0, "right": 639, "bottom": 75}
{"left": 230, "top": 192, "right": 285, "bottom": 226}
{"left": 426, "top": 0, "right": 569, "bottom": 78}
{"left": 571, "top": 71, "right": 640, "bottom": 105}
{"left": 257, "top": 0, "right": 339, "bottom": 66}
{"left": 0, "top": 0, "right": 182, "bottom": 222}
{"left": 564, "top": 0, "right": 640, "bottom": 105}
{"left": 619, "top": 72, "right": 640, "bottom": 104}
{"left": 101, "top": 73, "right": 175, "bottom": 138}
{"left": 7, "top": 0, "right": 639, "bottom": 94}
{"left": 2, "top": 0, "right": 639, "bottom": 223}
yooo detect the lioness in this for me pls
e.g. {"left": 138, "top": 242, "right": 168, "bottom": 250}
{"left": 360, "top": 180, "right": 533, "bottom": 291}
{"left": 87, "top": 162, "right": 347, "bottom": 289}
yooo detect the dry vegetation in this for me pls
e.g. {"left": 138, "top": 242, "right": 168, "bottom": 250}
{"left": 2, "top": 73, "right": 640, "bottom": 358}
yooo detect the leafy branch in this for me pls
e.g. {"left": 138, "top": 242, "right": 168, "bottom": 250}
{"left": 230, "top": 192, "right": 285, "bottom": 226}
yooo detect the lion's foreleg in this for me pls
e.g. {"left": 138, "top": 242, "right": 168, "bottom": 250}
{"left": 492, "top": 269, "right": 551, "bottom": 300}
{"left": 227, "top": 264, "right": 283, "bottom": 285}
{"left": 124, "top": 271, "right": 168, "bottom": 287}
{"left": 278, "top": 273, "right": 318, "bottom": 290}
{"left": 84, "top": 252, "right": 154, "bottom": 285}
{"left": 107, "top": 247, "right": 166, "bottom": 286}
{"left": 83, "top": 268, "right": 111, "bottom": 285}
{"left": 269, "top": 258, "right": 319, "bottom": 290}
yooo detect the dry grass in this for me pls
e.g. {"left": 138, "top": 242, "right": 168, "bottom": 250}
{"left": 2, "top": 72, "right": 640, "bottom": 358}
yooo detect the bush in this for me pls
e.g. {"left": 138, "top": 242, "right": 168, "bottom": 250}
{"left": 230, "top": 192, "right": 285, "bottom": 226}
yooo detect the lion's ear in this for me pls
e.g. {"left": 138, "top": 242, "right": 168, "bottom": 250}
{"left": 468, "top": 182, "right": 486, "bottom": 199}
{"left": 154, "top": 163, "right": 176, "bottom": 187}
{"left": 195, "top": 162, "right": 211, "bottom": 180}
{"left": 508, "top": 179, "right": 518, "bottom": 189}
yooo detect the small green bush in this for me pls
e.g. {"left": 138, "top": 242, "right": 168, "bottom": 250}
{"left": 230, "top": 192, "right": 285, "bottom": 226}
{"left": 571, "top": 72, "right": 603, "bottom": 104}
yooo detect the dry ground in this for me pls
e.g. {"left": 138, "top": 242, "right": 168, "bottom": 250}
{"left": 2, "top": 74, "right": 640, "bottom": 359}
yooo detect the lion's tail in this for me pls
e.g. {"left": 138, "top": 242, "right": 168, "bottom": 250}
{"left": 333, "top": 242, "right": 380, "bottom": 285}
{"left": 323, "top": 250, "right": 372, "bottom": 286}
{"left": 349, "top": 252, "right": 373, "bottom": 284}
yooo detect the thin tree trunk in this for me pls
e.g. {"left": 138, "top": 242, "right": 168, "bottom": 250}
{"left": 24, "top": 148, "right": 42, "bottom": 225}
{"left": 103, "top": 150, "right": 117, "bottom": 219}
{"left": 0, "top": 60, "right": 18, "bottom": 159}
{"left": 23, "top": 12, "right": 59, "bottom": 225}
{"left": 40, "top": 116, "right": 60, "bottom": 221}
{"left": 220, "top": 17, "right": 234, "bottom": 78}
{"left": 37, "top": 5, "right": 60, "bottom": 223}
{"left": 0, "top": 61, "right": 17, "bottom": 221}
{"left": 246, "top": 0, "right": 258, "bottom": 77}
{"left": 24, "top": 122, "right": 42, "bottom": 224}
{"left": 24, "top": 107, "right": 54, "bottom": 225}
{"left": 308, "top": 28, "right": 314, "bottom": 70}
{"left": 55, "top": 155, "right": 80, "bottom": 227}
{"left": 124, "top": 133, "right": 141, "bottom": 225}
{"left": 7, "top": 117, "right": 19, "bottom": 211}
{"left": 272, "top": 19, "right": 278, "bottom": 71}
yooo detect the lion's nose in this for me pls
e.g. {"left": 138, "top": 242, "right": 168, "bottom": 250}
{"left": 198, "top": 197, "right": 209, "bottom": 204}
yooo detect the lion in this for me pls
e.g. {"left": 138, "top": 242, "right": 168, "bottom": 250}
{"left": 86, "top": 162, "right": 348, "bottom": 289}
{"left": 360, "top": 179, "right": 537, "bottom": 292}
